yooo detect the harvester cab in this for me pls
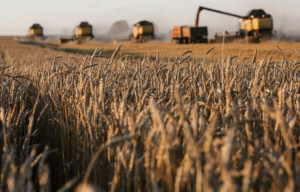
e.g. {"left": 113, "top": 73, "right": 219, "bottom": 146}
{"left": 74, "top": 22, "right": 94, "bottom": 40}
{"left": 28, "top": 23, "right": 43, "bottom": 39}
{"left": 194, "top": 6, "right": 273, "bottom": 43}
{"left": 130, "top": 20, "right": 154, "bottom": 43}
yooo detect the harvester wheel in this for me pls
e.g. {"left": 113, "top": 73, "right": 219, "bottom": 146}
{"left": 144, "top": 35, "right": 149, "bottom": 43}
{"left": 182, "top": 38, "right": 188, "bottom": 44}
{"left": 246, "top": 36, "right": 261, "bottom": 44}
{"left": 85, "top": 37, "right": 92, "bottom": 43}
{"left": 138, "top": 35, "right": 145, "bottom": 43}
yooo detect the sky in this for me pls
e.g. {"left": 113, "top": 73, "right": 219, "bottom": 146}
{"left": 0, "top": 0, "right": 299, "bottom": 37}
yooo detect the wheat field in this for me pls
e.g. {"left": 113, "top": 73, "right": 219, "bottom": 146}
{"left": 1, "top": 37, "right": 300, "bottom": 192}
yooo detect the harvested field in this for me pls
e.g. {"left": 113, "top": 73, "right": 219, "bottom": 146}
{"left": 1, "top": 36, "right": 300, "bottom": 192}
{"left": 54, "top": 40, "right": 300, "bottom": 60}
{"left": 17, "top": 36, "right": 300, "bottom": 60}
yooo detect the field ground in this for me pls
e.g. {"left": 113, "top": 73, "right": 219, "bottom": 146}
{"left": 55, "top": 41, "right": 300, "bottom": 60}
{"left": 8, "top": 36, "right": 300, "bottom": 60}
{"left": 0, "top": 36, "right": 81, "bottom": 62}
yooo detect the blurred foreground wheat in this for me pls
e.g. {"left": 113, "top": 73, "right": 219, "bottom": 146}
{"left": 1, "top": 44, "right": 300, "bottom": 192}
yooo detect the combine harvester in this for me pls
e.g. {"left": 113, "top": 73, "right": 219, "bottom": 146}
{"left": 114, "top": 20, "right": 155, "bottom": 44}
{"left": 18, "top": 23, "right": 45, "bottom": 43}
{"left": 28, "top": 23, "right": 44, "bottom": 40}
{"left": 172, "top": 6, "right": 273, "bottom": 44}
{"left": 59, "top": 22, "right": 94, "bottom": 44}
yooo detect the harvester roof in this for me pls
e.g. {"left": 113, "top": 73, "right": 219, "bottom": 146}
{"left": 30, "top": 23, "right": 43, "bottom": 29}
{"left": 245, "top": 9, "right": 271, "bottom": 18}
{"left": 134, "top": 20, "right": 153, "bottom": 26}
{"left": 79, "top": 22, "right": 92, "bottom": 27}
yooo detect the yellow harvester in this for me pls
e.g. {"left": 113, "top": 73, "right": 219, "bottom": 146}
{"left": 28, "top": 23, "right": 43, "bottom": 39}
{"left": 114, "top": 20, "right": 155, "bottom": 44}
{"left": 130, "top": 21, "right": 154, "bottom": 42}
{"left": 59, "top": 21, "right": 94, "bottom": 44}
{"left": 194, "top": 6, "right": 273, "bottom": 43}
{"left": 240, "top": 9, "right": 273, "bottom": 39}
{"left": 74, "top": 22, "right": 94, "bottom": 40}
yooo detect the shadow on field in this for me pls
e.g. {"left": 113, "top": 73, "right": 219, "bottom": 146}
{"left": 18, "top": 40, "right": 156, "bottom": 60}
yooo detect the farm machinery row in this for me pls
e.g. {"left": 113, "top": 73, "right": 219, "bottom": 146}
{"left": 27, "top": 6, "right": 275, "bottom": 44}
{"left": 27, "top": 22, "right": 94, "bottom": 44}
{"left": 27, "top": 20, "right": 155, "bottom": 44}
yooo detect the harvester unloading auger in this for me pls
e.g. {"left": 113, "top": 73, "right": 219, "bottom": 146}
{"left": 172, "top": 6, "right": 273, "bottom": 44}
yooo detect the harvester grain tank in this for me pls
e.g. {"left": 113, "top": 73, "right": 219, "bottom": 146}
{"left": 28, "top": 23, "right": 43, "bottom": 39}
{"left": 194, "top": 6, "right": 273, "bottom": 43}
{"left": 59, "top": 21, "right": 94, "bottom": 44}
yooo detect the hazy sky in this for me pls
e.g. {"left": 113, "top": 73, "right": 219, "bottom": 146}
{"left": 0, "top": 0, "right": 299, "bottom": 36}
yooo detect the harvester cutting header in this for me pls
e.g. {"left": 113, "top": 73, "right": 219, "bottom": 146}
{"left": 173, "top": 6, "right": 273, "bottom": 44}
